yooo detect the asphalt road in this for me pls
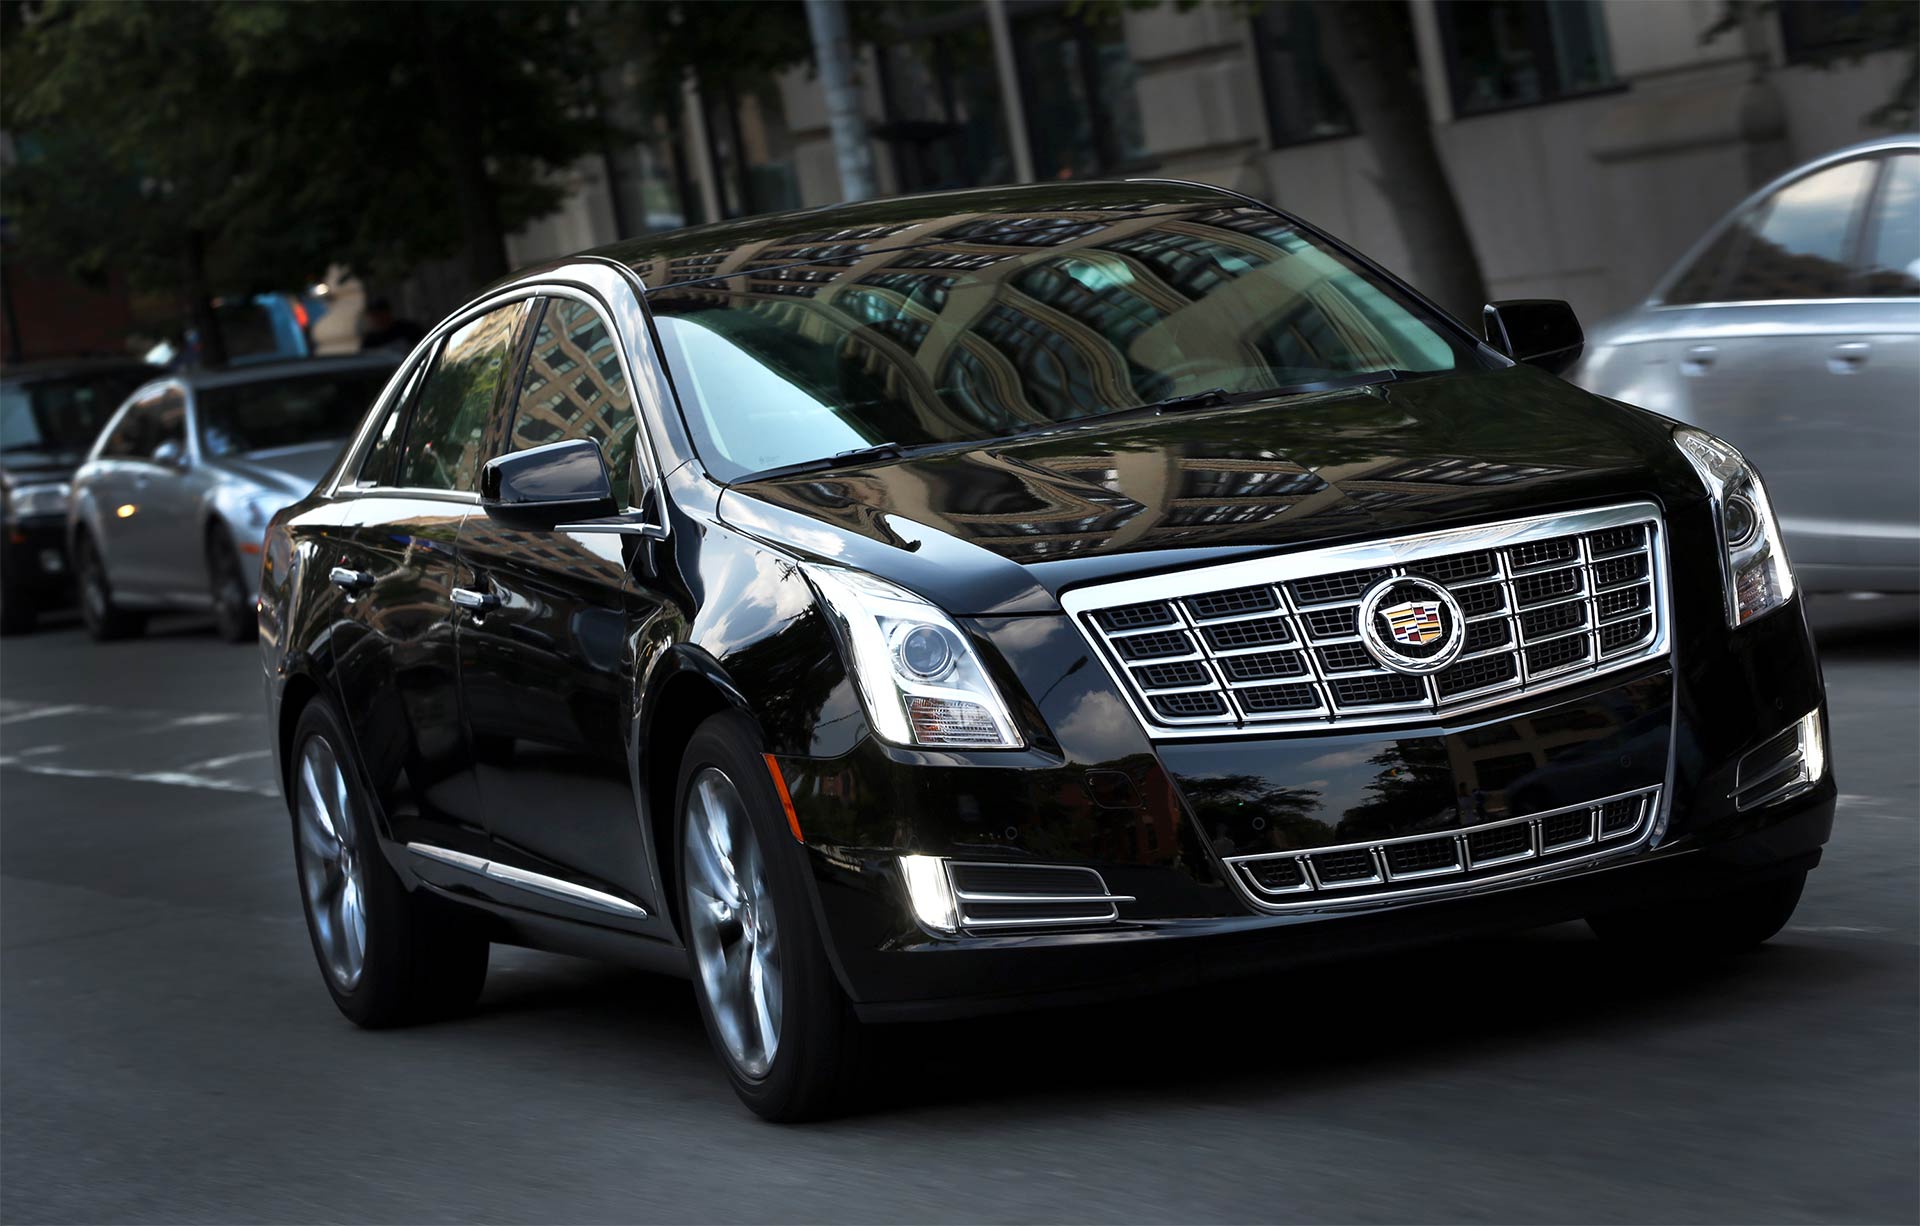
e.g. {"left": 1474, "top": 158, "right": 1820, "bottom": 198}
{"left": 3, "top": 598, "right": 1915, "bottom": 1224}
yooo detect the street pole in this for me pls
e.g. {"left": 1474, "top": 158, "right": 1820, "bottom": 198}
{"left": 804, "top": 0, "right": 877, "bottom": 202}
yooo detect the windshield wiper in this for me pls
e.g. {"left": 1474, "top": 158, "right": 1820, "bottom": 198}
{"left": 740, "top": 441, "right": 909, "bottom": 481}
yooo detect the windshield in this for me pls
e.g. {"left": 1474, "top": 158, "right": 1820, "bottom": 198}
{"left": 650, "top": 203, "right": 1491, "bottom": 481}
{"left": 0, "top": 370, "right": 152, "bottom": 455}
{"left": 196, "top": 370, "right": 391, "bottom": 458}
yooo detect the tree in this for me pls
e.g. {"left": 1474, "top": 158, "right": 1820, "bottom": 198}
{"left": 1703, "top": 0, "right": 1918, "bottom": 130}
{"left": 2, "top": 1, "right": 612, "bottom": 362}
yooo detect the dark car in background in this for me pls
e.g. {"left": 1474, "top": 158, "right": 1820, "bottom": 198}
{"left": 0, "top": 359, "right": 159, "bottom": 634}
{"left": 69, "top": 354, "right": 397, "bottom": 643}
{"left": 258, "top": 183, "right": 1833, "bottom": 1121}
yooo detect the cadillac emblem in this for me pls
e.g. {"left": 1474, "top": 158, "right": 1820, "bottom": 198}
{"left": 1357, "top": 576, "right": 1466, "bottom": 675}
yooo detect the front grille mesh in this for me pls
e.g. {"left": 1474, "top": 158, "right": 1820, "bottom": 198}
{"left": 1075, "top": 508, "right": 1666, "bottom": 732}
{"left": 1228, "top": 786, "right": 1660, "bottom": 908}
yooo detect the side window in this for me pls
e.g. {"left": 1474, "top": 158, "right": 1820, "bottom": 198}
{"left": 1859, "top": 154, "right": 1920, "bottom": 297}
{"left": 508, "top": 297, "right": 641, "bottom": 507}
{"left": 1720, "top": 158, "right": 1876, "bottom": 302}
{"left": 1664, "top": 228, "right": 1741, "bottom": 305}
{"left": 356, "top": 352, "right": 434, "bottom": 487}
{"left": 101, "top": 398, "right": 158, "bottom": 459}
{"left": 151, "top": 390, "right": 187, "bottom": 460}
{"left": 396, "top": 301, "right": 531, "bottom": 492}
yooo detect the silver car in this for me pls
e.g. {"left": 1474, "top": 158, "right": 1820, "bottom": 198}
{"left": 67, "top": 355, "right": 399, "bottom": 642}
{"left": 1576, "top": 134, "right": 1919, "bottom": 593}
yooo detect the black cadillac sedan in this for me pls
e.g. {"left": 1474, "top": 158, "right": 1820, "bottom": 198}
{"left": 258, "top": 182, "right": 1833, "bottom": 1120}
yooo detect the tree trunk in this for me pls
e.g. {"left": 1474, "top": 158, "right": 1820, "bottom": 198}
{"left": 184, "top": 227, "right": 227, "bottom": 368}
{"left": 1314, "top": 1, "right": 1488, "bottom": 322}
{"left": 419, "top": 4, "right": 510, "bottom": 290}
{"left": 805, "top": 0, "right": 877, "bottom": 202}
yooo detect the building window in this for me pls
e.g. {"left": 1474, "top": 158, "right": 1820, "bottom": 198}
{"left": 1436, "top": 0, "right": 1615, "bottom": 117}
{"left": 1252, "top": 2, "right": 1353, "bottom": 146}
{"left": 703, "top": 87, "right": 801, "bottom": 219}
{"left": 877, "top": 4, "right": 1014, "bottom": 191}
{"left": 1013, "top": 7, "right": 1148, "bottom": 180}
{"left": 1778, "top": 0, "right": 1919, "bottom": 64}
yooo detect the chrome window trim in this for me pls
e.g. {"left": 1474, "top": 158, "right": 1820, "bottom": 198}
{"left": 325, "top": 268, "right": 672, "bottom": 540}
{"left": 1061, "top": 502, "right": 1671, "bottom": 740}
{"left": 1224, "top": 784, "right": 1661, "bottom": 914}
{"left": 407, "top": 842, "right": 648, "bottom": 919}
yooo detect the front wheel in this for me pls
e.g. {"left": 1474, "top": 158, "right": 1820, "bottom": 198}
{"left": 76, "top": 533, "right": 145, "bottom": 642}
{"left": 1587, "top": 869, "right": 1807, "bottom": 956}
{"left": 289, "top": 697, "right": 489, "bottom": 1027}
{"left": 678, "top": 712, "right": 862, "bottom": 1121}
{"left": 207, "top": 527, "right": 256, "bottom": 643}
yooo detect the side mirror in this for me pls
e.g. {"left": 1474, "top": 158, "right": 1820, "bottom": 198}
{"left": 479, "top": 438, "right": 618, "bottom": 530}
{"left": 151, "top": 439, "right": 188, "bottom": 469}
{"left": 1483, "top": 299, "right": 1584, "bottom": 376}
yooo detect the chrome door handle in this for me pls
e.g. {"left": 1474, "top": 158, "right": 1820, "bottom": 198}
{"left": 1828, "top": 340, "right": 1871, "bottom": 374}
{"left": 328, "top": 566, "right": 373, "bottom": 593}
{"left": 1681, "top": 344, "right": 1717, "bottom": 375}
{"left": 450, "top": 587, "right": 499, "bottom": 613}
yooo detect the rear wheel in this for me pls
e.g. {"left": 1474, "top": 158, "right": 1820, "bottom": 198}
{"left": 207, "top": 526, "right": 256, "bottom": 643}
{"left": 678, "top": 712, "right": 861, "bottom": 1121}
{"left": 75, "top": 532, "right": 145, "bottom": 642}
{"left": 289, "top": 697, "right": 488, "bottom": 1027}
{"left": 1587, "top": 869, "right": 1807, "bottom": 956}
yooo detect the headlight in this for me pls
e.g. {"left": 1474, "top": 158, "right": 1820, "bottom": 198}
{"left": 1673, "top": 427, "right": 1795, "bottom": 626}
{"left": 5, "top": 481, "right": 71, "bottom": 520}
{"left": 801, "top": 564, "right": 1024, "bottom": 749}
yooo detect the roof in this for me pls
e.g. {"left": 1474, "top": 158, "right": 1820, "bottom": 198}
{"left": 0, "top": 358, "right": 161, "bottom": 384}
{"left": 566, "top": 179, "right": 1245, "bottom": 293}
{"left": 174, "top": 352, "right": 401, "bottom": 390}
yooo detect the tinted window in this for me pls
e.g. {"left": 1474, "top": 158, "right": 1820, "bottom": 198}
{"left": 1859, "top": 154, "right": 1920, "bottom": 297}
{"left": 101, "top": 397, "right": 161, "bottom": 459}
{"left": 356, "top": 355, "right": 433, "bottom": 487}
{"left": 1664, "top": 227, "right": 1741, "bottom": 305}
{"left": 509, "top": 298, "right": 640, "bottom": 507}
{"left": 0, "top": 369, "right": 152, "bottom": 457}
{"left": 1722, "top": 159, "right": 1874, "bottom": 301}
{"left": 651, "top": 204, "right": 1488, "bottom": 482}
{"left": 198, "top": 370, "right": 393, "bottom": 459}
{"left": 397, "top": 302, "right": 530, "bottom": 492}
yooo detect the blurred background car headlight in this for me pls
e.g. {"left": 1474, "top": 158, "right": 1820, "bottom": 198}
{"left": 802, "top": 564, "right": 1023, "bottom": 750}
{"left": 1674, "top": 427, "right": 1796, "bottom": 627}
{"left": 5, "top": 481, "right": 72, "bottom": 521}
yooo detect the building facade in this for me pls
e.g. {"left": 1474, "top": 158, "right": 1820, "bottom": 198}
{"left": 503, "top": 0, "right": 1913, "bottom": 326}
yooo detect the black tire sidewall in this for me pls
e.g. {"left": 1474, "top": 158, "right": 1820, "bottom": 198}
{"left": 675, "top": 711, "right": 854, "bottom": 1121}
{"left": 206, "top": 526, "right": 255, "bottom": 643}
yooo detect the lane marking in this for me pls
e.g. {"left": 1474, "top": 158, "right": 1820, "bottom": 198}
{"left": 0, "top": 756, "right": 278, "bottom": 798}
{"left": 0, "top": 703, "right": 89, "bottom": 726}
{"left": 1788, "top": 925, "right": 1895, "bottom": 935}
{"left": 182, "top": 749, "right": 272, "bottom": 772}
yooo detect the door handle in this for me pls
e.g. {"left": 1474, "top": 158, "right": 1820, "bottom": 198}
{"left": 1828, "top": 340, "right": 1871, "bottom": 374}
{"left": 329, "top": 566, "right": 373, "bottom": 593}
{"left": 1681, "top": 344, "right": 1717, "bottom": 376}
{"left": 450, "top": 586, "right": 499, "bottom": 613}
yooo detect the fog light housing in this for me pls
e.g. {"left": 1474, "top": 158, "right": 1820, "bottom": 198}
{"left": 899, "top": 854, "right": 957, "bottom": 933}
{"left": 1733, "top": 709, "right": 1827, "bottom": 810}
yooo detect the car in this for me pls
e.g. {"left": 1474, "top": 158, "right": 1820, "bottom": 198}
{"left": 1575, "top": 134, "right": 1919, "bottom": 593}
{"left": 68, "top": 354, "right": 398, "bottom": 643}
{"left": 257, "top": 182, "right": 1834, "bottom": 1121}
{"left": 1, "top": 358, "right": 160, "bottom": 634}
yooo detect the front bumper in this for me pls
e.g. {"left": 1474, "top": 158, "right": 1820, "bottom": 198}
{"left": 779, "top": 582, "right": 1832, "bottom": 1021}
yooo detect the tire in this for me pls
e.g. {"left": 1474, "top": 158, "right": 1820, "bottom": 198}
{"left": 288, "top": 696, "right": 489, "bottom": 1027}
{"left": 1587, "top": 869, "right": 1807, "bottom": 957}
{"left": 75, "top": 532, "right": 146, "bottom": 642}
{"left": 0, "top": 569, "right": 34, "bottom": 636}
{"left": 206, "top": 526, "right": 257, "bottom": 643}
{"left": 677, "top": 711, "right": 862, "bottom": 1121}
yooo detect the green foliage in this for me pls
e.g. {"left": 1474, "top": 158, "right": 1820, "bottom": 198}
{"left": 2, "top": 0, "right": 611, "bottom": 301}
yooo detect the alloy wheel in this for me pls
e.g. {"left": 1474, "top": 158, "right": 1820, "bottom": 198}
{"left": 79, "top": 541, "right": 109, "bottom": 630}
{"left": 683, "top": 766, "right": 783, "bottom": 1080}
{"left": 293, "top": 734, "right": 368, "bottom": 991}
{"left": 210, "top": 540, "right": 250, "bottom": 639}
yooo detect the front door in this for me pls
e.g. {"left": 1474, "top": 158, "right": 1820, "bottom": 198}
{"left": 456, "top": 294, "right": 666, "bottom": 920}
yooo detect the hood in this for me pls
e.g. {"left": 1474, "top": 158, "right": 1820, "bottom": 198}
{"left": 718, "top": 364, "right": 1700, "bottom": 615}
{"left": 208, "top": 440, "right": 343, "bottom": 497}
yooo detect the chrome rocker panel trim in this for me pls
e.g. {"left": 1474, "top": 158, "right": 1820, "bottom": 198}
{"left": 407, "top": 842, "right": 650, "bottom": 919}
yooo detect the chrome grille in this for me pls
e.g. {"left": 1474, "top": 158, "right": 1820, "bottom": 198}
{"left": 1061, "top": 503, "right": 1669, "bottom": 738}
{"left": 1226, "top": 785, "right": 1661, "bottom": 911}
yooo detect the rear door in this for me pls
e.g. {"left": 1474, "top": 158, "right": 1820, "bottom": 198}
{"left": 321, "top": 299, "right": 533, "bottom": 856}
{"left": 456, "top": 292, "right": 667, "bottom": 920}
